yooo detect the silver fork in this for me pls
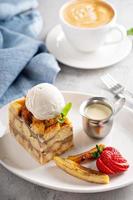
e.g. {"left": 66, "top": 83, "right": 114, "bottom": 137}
{"left": 101, "top": 73, "right": 133, "bottom": 99}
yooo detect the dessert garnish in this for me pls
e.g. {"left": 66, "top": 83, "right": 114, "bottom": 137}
{"left": 57, "top": 102, "right": 72, "bottom": 123}
{"left": 68, "top": 144, "right": 105, "bottom": 163}
{"left": 54, "top": 156, "right": 109, "bottom": 184}
{"left": 95, "top": 145, "right": 129, "bottom": 175}
{"left": 69, "top": 144, "right": 129, "bottom": 175}
{"left": 54, "top": 144, "right": 129, "bottom": 184}
{"left": 92, "top": 144, "right": 105, "bottom": 158}
{"left": 68, "top": 144, "right": 129, "bottom": 175}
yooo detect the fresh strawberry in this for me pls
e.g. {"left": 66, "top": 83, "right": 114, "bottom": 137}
{"left": 96, "top": 157, "right": 115, "bottom": 175}
{"left": 99, "top": 150, "right": 128, "bottom": 174}
{"left": 92, "top": 145, "right": 129, "bottom": 175}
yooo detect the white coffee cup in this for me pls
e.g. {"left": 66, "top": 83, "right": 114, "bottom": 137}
{"left": 59, "top": 0, "right": 127, "bottom": 52}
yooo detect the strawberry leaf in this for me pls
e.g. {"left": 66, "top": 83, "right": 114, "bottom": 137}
{"left": 92, "top": 151, "right": 100, "bottom": 159}
{"left": 92, "top": 144, "right": 105, "bottom": 159}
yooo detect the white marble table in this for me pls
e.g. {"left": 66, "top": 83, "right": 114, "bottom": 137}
{"left": 1, "top": 0, "right": 133, "bottom": 199}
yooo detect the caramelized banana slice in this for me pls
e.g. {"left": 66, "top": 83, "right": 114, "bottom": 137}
{"left": 68, "top": 144, "right": 105, "bottom": 163}
{"left": 54, "top": 156, "right": 109, "bottom": 184}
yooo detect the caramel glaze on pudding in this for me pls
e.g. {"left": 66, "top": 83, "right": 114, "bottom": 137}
{"left": 63, "top": 0, "right": 114, "bottom": 28}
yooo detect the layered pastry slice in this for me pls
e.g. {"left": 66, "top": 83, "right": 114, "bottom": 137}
{"left": 9, "top": 83, "right": 74, "bottom": 164}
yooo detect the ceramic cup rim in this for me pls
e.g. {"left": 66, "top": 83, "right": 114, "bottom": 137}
{"left": 59, "top": 0, "right": 117, "bottom": 31}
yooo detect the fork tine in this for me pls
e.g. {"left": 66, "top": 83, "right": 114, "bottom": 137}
{"left": 101, "top": 76, "right": 112, "bottom": 89}
{"left": 101, "top": 74, "right": 117, "bottom": 89}
{"left": 106, "top": 74, "right": 118, "bottom": 85}
{"left": 105, "top": 75, "right": 117, "bottom": 88}
{"left": 101, "top": 73, "right": 125, "bottom": 95}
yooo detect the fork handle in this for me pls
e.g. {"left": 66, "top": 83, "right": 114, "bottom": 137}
{"left": 124, "top": 90, "right": 133, "bottom": 99}
{"left": 116, "top": 93, "right": 133, "bottom": 110}
{"left": 114, "top": 95, "right": 125, "bottom": 114}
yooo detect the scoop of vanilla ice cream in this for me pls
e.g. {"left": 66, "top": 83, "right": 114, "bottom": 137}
{"left": 25, "top": 83, "right": 65, "bottom": 120}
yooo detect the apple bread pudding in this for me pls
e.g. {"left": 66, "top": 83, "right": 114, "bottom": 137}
{"left": 9, "top": 98, "right": 73, "bottom": 164}
{"left": 8, "top": 83, "right": 74, "bottom": 164}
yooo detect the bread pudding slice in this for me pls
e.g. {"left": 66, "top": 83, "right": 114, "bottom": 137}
{"left": 9, "top": 98, "right": 73, "bottom": 164}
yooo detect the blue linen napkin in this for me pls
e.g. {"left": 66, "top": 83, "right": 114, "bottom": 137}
{"left": 0, "top": 0, "right": 60, "bottom": 106}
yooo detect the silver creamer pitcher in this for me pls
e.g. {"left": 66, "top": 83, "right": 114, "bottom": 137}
{"left": 80, "top": 97, "right": 125, "bottom": 139}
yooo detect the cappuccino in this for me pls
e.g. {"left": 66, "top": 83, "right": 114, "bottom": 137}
{"left": 63, "top": 0, "right": 114, "bottom": 28}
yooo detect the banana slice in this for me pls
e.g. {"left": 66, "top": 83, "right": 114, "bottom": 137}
{"left": 68, "top": 144, "right": 105, "bottom": 163}
{"left": 54, "top": 156, "right": 109, "bottom": 184}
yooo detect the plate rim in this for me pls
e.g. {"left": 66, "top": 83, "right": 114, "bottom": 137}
{"left": 0, "top": 90, "right": 133, "bottom": 193}
{"left": 46, "top": 25, "right": 132, "bottom": 70}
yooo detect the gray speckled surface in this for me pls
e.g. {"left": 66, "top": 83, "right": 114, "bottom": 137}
{"left": 1, "top": 0, "right": 133, "bottom": 199}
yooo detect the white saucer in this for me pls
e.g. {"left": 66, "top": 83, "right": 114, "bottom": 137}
{"left": 46, "top": 25, "right": 132, "bottom": 69}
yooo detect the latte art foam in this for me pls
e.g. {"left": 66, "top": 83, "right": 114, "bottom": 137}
{"left": 63, "top": 0, "right": 114, "bottom": 28}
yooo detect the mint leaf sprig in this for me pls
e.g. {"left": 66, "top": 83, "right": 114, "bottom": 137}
{"left": 127, "top": 28, "right": 133, "bottom": 36}
{"left": 58, "top": 102, "right": 72, "bottom": 123}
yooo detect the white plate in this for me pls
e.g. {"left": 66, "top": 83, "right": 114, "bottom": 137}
{"left": 46, "top": 25, "right": 132, "bottom": 69}
{"left": 0, "top": 91, "right": 133, "bottom": 193}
